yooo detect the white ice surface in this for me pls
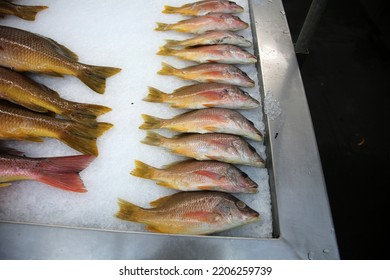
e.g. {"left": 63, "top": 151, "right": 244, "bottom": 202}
{"left": 0, "top": 0, "right": 272, "bottom": 238}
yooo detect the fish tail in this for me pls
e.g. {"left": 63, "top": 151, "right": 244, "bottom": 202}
{"left": 162, "top": 5, "right": 179, "bottom": 14}
{"left": 66, "top": 103, "right": 112, "bottom": 124}
{"left": 157, "top": 62, "right": 177, "bottom": 76}
{"left": 130, "top": 160, "right": 157, "bottom": 180}
{"left": 141, "top": 131, "right": 166, "bottom": 147}
{"left": 144, "top": 87, "right": 168, "bottom": 103}
{"left": 156, "top": 46, "right": 176, "bottom": 57}
{"left": 116, "top": 198, "right": 144, "bottom": 222}
{"left": 61, "top": 122, "right": 113, "bottom": 156}
{"left": 139, "top": 114, "right": 164, "bottom": 130}
{"left": 15, "top": 5, "right": 48, "bottom": 21}
{"left": 164, "top": 39, "right": 181, "bottom": 48}
{"left": 34, "top": 155, "right": 95, "bottom": 192}
{"left": 155, "top": 22, "right": 170, "bottom": 31}
{"left": 78, "top": 65, "right": 121, "bottom": 94}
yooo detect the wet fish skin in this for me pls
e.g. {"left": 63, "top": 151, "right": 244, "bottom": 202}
{"left": 145, "top": 83, "right": 259, "bottom": 109}
{"left": 0, "top": 147, "right": 94, "bottom": 192}
{"left": 116, "top": 191, "right": 260, "bottom": 235}
{"left": 141, "top": 132, "right": 265, "bottom": 167}
{"left": 0, "top": 1, "right": 47, "bottom": 21}
{"left": 157, "top": 45, "right": 257, "bottom": 64}
{"left": 140, "top": 108, "right": 263, "bottom": 141}
{"left": 164, "top": 31, "right": 252, "bottom": 48}
{"left": 131, "top": 159, "right": 258, "bottom": 193}
{"left": 155, "top": 13, "right": 248, "bottom": 34}
{"left": 158, "top": 62, "right": 255, "bottom": 88}
{"left": 0, "top": 67, "right": 111, "bottom": 124}
{"left": 163, "top": 0, "right": 244, "bottom": 16}
{"left": 0, "top": 103, "right": 112, "bottom": 156}
{"left": 0, "top": 25, "right": 121, "bottom": 94}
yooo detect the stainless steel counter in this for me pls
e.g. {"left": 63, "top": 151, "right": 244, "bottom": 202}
{"left": 0, "top": 0, "right": 339, "bottom": 259}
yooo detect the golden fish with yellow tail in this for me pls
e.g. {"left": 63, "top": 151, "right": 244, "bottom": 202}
{"left": 116, "top": 191, "right": 260, "bottom": 235}
{"left": 0, "top": 25, "right": 121, "bottom": 94}
{"left": 0, "top": 103, "right": 112, "bottom": 156}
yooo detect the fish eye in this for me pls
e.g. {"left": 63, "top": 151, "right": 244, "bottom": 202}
{"left": 236, "top": 201, "right": 246, "bottom": 209}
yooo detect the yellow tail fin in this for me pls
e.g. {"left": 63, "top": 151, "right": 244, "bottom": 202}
{"left": 155, "top": 22, "right": 170, "bottom": 31}
{"left": 15, "top": 5, "right": 48, "bottom": 21}
{"left": 130, "top": 160, "right": 157, "bottom": 180}
{"left": 164, "top": 39, "right": 181, "bottom": 48}
{"left": 65, "top": 103, "right": 112, "bottom": 125}
{"left": 116, "top": 198, "right": 144, "bottom": 222}
{"left": 156, "top": 46, "right": 176, "bottom": 56}
{"left": 77, "top": 64, "right": 121, "bottom": 94}
{"left": 139, "top": 114, "right": 164, "bottom": 130}
{"left": 60, "top": 122, "right": 113, "bottom": 156}
{"left": 141, "top": 131, "right": 166, "bottom": 147}
{"left": 144, "top": 87, "right": 168, "bottom": 103}
{"left": 157, "top": 62, "right": 177, "bottom": 76}
{"left": 162, "top": 5, "right": 179, "bottom": 14}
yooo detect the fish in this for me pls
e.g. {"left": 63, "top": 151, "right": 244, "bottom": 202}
{"left": 163, "top": 0, "right": 244, "bottom": 16}
{"left": 155, "top": 13, "right": 248, "bottom": 34}
{"left": 116, "top": 191, "right": 260, "bottom": 235}
{"left": 0, "top": 103, "right": 112, "bottom": 156}
{"left": 0, "top": 67, "right": 111, "bottom": 124}
{"left": 144, "top": 83, "right": 259, "bottom": 109}
{"left": 140, "top": 108, "right": 263, "bottom": 141}
{"left": 141, "top": 132, "right": 265, "bottom": 167}
{"left": 0, "top": 25, "right": 121, "bottom": 94}
{"left": 157, "top": 45, "right": 257, "bottom": 64}
{"left": 164, "top": 31, "right": 252, "bottom": 49}
{"left": 157, "top": 62, "right": 255, "bottom": 87}
{"left": 0, "top": 1, "right": 47, "bottom": 21}
{"left": 131, "top": 159, "right": 258, "bottom": 193}
{"left": 0, "top": 146, "right": 94, "bottom": 192}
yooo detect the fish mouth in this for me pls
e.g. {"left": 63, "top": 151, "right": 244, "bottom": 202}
{"left": 245, "top": 183, "right": 259, "bottom": 194}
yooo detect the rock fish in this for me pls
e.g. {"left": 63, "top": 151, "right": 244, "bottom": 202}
{"left": 163, "top": 0, "right": 244, "bottom": 16}
{"left": 157, "top": 45, "right": 257, "bottom": 64}
{"left": 131, "top": 159, "right": 258, "bottom": 193}
{"left": 140, "top": 108, "right": 263, "bottom": 141}
{"left": 0, "top": 103, "right": 112, "bottom": 156}
{"left": 0, "top": 67, "right": 111, "bottom": 124}
{"left": 0, "top": 25, "right": 121, "bottom": 94}
{"left": 155, "top": 13, "right": 248, "bottom": 34}
{"left": 116, "top": 191, "right": 260, "bottom": 235}
{"left": 0, "top": 146, "right": 94, "bottom": 192}
{"left": 164, "top": 31, "right": 252, "bottom": 49}
{"left": 144, "top": 83, "right": 259, "bottom": 109}
{"left": 157, "top": 62, "right": 255, "bottom": 87}
{"left": 141, "top": 132, "right": 265, "bottom": 167}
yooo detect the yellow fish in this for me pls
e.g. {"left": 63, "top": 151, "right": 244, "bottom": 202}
{"left": 0, "top": 67, "right": 111, "bottom": 124}
{"left": 0, "top": 25, "right": 121, "bottom": 94}
{"left": 116, "top": 191, "right": 260, "bottom": 235}
{"left": 0, "top": 103, "right": 112, "bottom": 156}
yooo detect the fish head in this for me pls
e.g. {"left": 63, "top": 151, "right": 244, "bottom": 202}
{"left": 217, "top": 14, "right": 248, "bottom": 30}
{"left": 224, "top": 166, "right": 258, "bottom": 193}
{"left": 215, "top": 196, "right": 260, "bottom": 226}
{"left": 226, "top": 1, "right": 245, "bottom": 13}
{"left": 232, "top": 139, "right": 265, "bottom": 167}
{"left": 227, "top": 66, "right": 255, "bottom": 87}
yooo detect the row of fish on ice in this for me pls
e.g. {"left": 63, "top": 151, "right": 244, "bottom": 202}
{"left": 116, "top": 0, "right": 265, "bottom": 235}
{"left": 0, "top": 1, "right": 120, "bottom": 192}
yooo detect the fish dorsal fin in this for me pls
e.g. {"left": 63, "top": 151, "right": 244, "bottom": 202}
{"left": 149, "top": 195, "right": 172, "bottom": 208}
{"left": 161, "top": 159, "right": 192, "bottom": 169}
{"left": 45, "top": 37, "right": 79, "bottom": 61}
{"left": 145, "top": 225, "right": 164, "bottom": 233}
{"left": 0, "top": 183, "right": 12, "bottom": 187}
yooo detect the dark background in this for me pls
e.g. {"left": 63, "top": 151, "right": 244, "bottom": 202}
{"left": 282, "top": 0, "right": 389, "bottom": 259}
